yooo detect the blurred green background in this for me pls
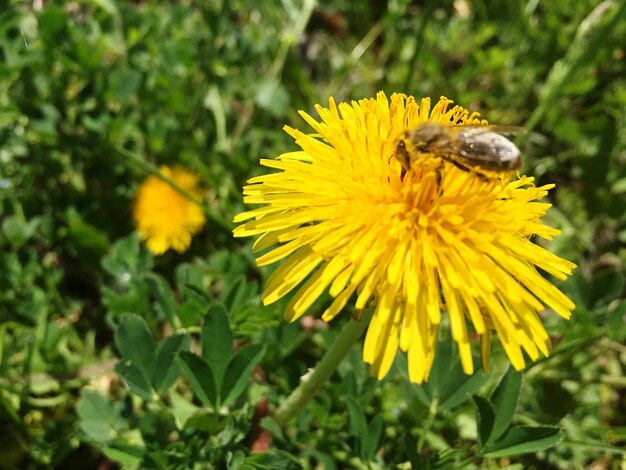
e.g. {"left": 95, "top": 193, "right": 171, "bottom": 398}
{"left": 1, "top": 0, "right": 625, "bottom": 468}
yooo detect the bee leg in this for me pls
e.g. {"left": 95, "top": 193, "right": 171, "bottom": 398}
{"left": 444, "top": 157, "right": 490, "bottom": 182}
{"left": 474, "top": 171, "right": 489, "bottom": 183}
{"left": 428, "top": 161, "right": 444, "bottom": 198}
{"left": 395, "top": 140, "right": 411, "bottom": 181}
{"left": 445, "top": 157, "right": 473, "bottom": 174}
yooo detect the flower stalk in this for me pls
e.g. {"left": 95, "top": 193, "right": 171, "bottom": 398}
{"left": 274, "top": 309, "right": 374, "bottom": 425}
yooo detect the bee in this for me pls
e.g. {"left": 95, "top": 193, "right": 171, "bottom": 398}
{"left": 395, "top": 122, "right": 522, "bottom": 180}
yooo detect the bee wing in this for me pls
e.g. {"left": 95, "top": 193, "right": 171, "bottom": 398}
{"left": 454, "top": 125, "right": 523, "bottom": 170}
{"left": 448, "top": 124, "right": 526, "bottom": 136}
{"left": 483, "top": 125, "right": 528, "bottom": 137}
{"left": 482, "top": 125, "right": 547, "bottom": 147}
{"left": 451, "top": 124, "right": 544, "bottom": 146}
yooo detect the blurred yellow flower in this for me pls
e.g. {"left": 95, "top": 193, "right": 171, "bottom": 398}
{"left": 234, "top": 92, "right": 576, "bottom": 383}
{"left": 133, "top": 166, "right": 205, "bottom": 255}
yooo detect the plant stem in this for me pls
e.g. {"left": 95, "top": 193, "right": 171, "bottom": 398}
{"left": 324, "top": 19, "right": 385, "bottom": 97}
{"left": 231, "top": 0, "right": 314, "bottom": 145}
{"left": 560, "top": 440, "right": 626, "bottom": 454}
{"left": 274, "top": 309, "right": 374, "bottom": 426}
{"left": 417, "top": 396, "right": 438, "bottom": 452}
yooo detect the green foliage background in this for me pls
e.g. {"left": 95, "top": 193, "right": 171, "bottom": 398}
{"left": 1, "top": 0, "right": 625, "bottom": 468}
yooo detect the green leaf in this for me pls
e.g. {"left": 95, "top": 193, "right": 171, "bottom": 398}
{"left": 473, "top": 395, "right": 495, "bottom": 449}
{"left": 2, "top": 214, "right": 40, "bottom": 248}
{"left": 590, "top": 268, "right": 624, "bottom": 308}
{"left": 345, "top": 396, "right": 367, "bottom": 443}
{"left": 418, "top": 332, "right": 489, "bottom": 410}
{"left": 176, "top": 263, "right": 209, "bottom": 291}
{"left": 66, "top": 207, "right": 109, "bottom": 260}
{"left": 363, "top": 414, "right": 384, "bottom": 460}
{"left": 103, "top": 234, "right": 151, "bottom": 277}
{"left": 403, "top": 433, "right": 442, "bottom": 468}
{"left": 101, "top": 256, "right": 128, "bottom": 280}
{"left": 221, "top": 344, "right": 264, "bottom": 407}
{"left": 177, "top": 351, "right": 217, "bottom": 406}
{"left": 202, "top": 304, "right": 233, "bottom": 386}
{"left": 261, "top": 416, "right": 286, "bottom": 442}
{"left": 115, "top": 314, "right": 156, "bottom": 381}
{"left": 607, "top": 301, "right": 626, "bottom": 342}
{"left": 185, "top": 410, "right": 228, "bottom": 434}
{"left": 37, "top": 6, "right": 67, "bottom": 40}
{"left": 111, "top": 68, "right": 141, "bottom": 102}
{"left": 168, "top": 389, "right": 198, "bottom": 429}
{"left": 228, "top": 450, "right": 246, "bottom": 470}
{"left": 562, "top": 269, "right": 590, "bottom": 312}
{"left": 404, "top": 434, "right": 420, "bottom": 470}
{"left": 311, "top": 451, "right": 337, "bottom": 470}
{"left": 115, "top": 234, "right": 141, "bottom": 265}
{"left": 489, "top": 367, "right": 522, "bottom": 440}
{"left": 178, "top": 287, "right": 211, "bottom": 327}
{"left": 102, "top": 443, "right": 144, "bottom": 466}
{"left": 153, "top": 334, "right": 190, "bottom": 393}
{"left": 222, "top": 275, "right": 252, "bottom": 313}
{"left": 145, "top": 273, "right": 177, "bottom": 327}
{"left": 241, "top": 449, "right": 302, "bottom": 470}
{"left": 410, "top": 382, "right": 432, "bottom": 408}
{"left": 484, "top": 425, "right": 561, "bottom": 457}
{"left": 76, "top": 391, "right": 120, "bottom": 443}
{"left": 425, "top": 333, "right": 453, "bottom": 395}
{"left": 438, "top": 369, "right": 489, "bottom": 410}
{"left": 115, "top": 361, "right": 153, "bottom": 400}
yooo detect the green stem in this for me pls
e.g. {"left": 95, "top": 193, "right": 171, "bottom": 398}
{"left": 417, "top": 396, "right": 439, "bottom": 452}
{"left": 455, "top": 454, "right": 480, "bottom": 469}
{"left": 274, "top": 309, "right": 374, "bottom": 426}
{"left": 560, "top": 440, "right": 626, "bottom": 455}
{"left": 324, "top": 19, "right": 386, "bottom": 97}
{"left": 114, "top": 146, "right": 233, "bottom": 233}
{"left": 231, "top": 0, "right": 315, "bottom": 144}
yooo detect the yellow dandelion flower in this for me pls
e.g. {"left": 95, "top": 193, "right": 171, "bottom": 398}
{"left": 133, "top": 166, "right": 205, "bottom": 255}
{"left": 234, "top": 92, "right": 576, "bottom": 383}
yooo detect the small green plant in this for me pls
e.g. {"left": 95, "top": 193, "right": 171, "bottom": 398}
{"left": 1, "top": 0, "right": 625, "bottom": 468}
